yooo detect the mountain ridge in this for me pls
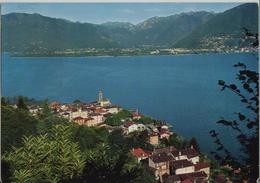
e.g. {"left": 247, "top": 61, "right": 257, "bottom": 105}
{"left": 2, "top": 3, "right": 258, "bottom": 53}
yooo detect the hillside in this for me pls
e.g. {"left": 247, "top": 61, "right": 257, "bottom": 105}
{"left": 174, "top": 3, "right": 258, "bottom": 48}
{"left": 2, "top": 13, "right": 119, "bottom": 52}
{"left": 2, "top": 3, "right": 258, "bottom": 54}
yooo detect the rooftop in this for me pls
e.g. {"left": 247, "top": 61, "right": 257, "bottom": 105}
{"left": 150, "top": 152, "right": 174, "bottom": 164}
{"left": 170, "top": 159, "right": 194, "bottom": 169}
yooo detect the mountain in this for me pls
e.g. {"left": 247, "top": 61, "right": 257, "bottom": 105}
{"left": 2, "top": 13, "right": 118, "bottom": 52}
{"left": 2, "top": 3, "right": 258, "bottom": 53}
{"left": 174, "top": 3, "right": 258, "bottom": 48}
{"left": 131, "top": 11, "right": 214, "bottom": 47}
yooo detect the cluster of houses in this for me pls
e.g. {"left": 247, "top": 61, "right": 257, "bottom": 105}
{"left": 47, "top": 91, "right": 122, "bottom": 126}
{"left": 26, "top": 91, "right": 213, "bottom": 182}
{"left": 131, "top": 146, "right": 210, "bottom": 183}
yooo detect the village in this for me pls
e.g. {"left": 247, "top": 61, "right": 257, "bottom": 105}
{"left": 26, "top": 91, "right": 211, "bottom": 183}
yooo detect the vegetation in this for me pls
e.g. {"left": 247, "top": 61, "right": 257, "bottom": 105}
{"left": 1, "top": 99, "right": 157, "bottom": 182}
{"left": 1, "top": 104, "right": 38, "bottom": 152}
{"left": 105, "top": 110, "right": 132, "bottom": 126}
{"left": 210, "top": 30, "right": 259, "bottom": 182}
{"left": 3, "top": 125, "right": 85, "bottom": 183}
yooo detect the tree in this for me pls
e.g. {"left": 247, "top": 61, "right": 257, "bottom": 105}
{"left": 105, "top": 110, "right": 132, "bottom": 126}
{"left": 68, "top": 143, "right": 156, "bottom": 183}
{"left": 3, "top": 124, "right": 85, "bottom": 183}
{"left": 1, "top": 105, "right": 38, "bottom": 152}
{"left": 160, "top": 133, "right": 184, "bottom": 149}
{"left": 210, "top": 63, "right": 259, "bottom": 182}
{"left": 189, "top": 137, "right": 200, "bottom": 153}
{"left": 16, "top": 96, "right": 28, "bottom": 110}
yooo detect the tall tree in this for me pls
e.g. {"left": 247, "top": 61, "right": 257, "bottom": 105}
{"left": 16, "top": 96, "right": 28, "bottom": 110}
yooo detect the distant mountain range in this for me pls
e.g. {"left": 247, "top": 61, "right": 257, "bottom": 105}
{"left": 2, "top": 3, "right": 258, "bottom": 53}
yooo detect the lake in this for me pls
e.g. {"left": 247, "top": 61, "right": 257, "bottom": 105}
{"left": 2, "top": 53, "right": 258, "bottom": 155}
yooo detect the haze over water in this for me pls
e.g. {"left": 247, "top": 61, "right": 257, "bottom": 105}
{"left": 2, "top": 53, "right": 258, "bottom": 155}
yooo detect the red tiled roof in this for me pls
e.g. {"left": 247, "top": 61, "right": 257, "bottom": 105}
{"left": 180, "top": 148, "right": 199, "bottom": 158}
{"left": 170, "top": 159, "right": 194, "bottom": 169}
{"left": 73, "top": 116, "right": 84, "bottom": 121}
{"left": 84, "top": 117, "right": 94, "bottom": 122}
{"left": 95, "top": 108, "right": 107, "bottom": 113}
{"left": 132, "top": 112, "right": 142, "bottom": 117}
{"left": 154, "top": 146, "right": 177, "bottom": 154}
{"left": 131, "top": 148, "right": 152, "bottom": 158}
{"left": 150, "top": 152, "right": 174, "bottom": 163}
{"left": 181, "top": 179, "right": 193, "bottom": 183}
{"left": 124, "top": 121, "right": 136, "bottom": 128}
{"left": 194, "top": 162, "right": 210, "bottom": 171}
{"left": 179, "top": 171, "right": 207, "bottom": 181}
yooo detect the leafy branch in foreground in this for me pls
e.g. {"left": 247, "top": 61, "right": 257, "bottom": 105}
{"left": 3, "top": 124, "right": 85, "bottom": 183}
{"left": 210, "top": 62, "right": 259, "bottom": 182}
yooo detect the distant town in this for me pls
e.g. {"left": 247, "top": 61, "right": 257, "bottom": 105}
{"left": 11, "top": 45, "right": 258, "bottom": 57}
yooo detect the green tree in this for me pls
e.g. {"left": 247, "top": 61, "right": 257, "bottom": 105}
{"left": 17, "top": 96, "right": 28, "bottom": 110}
{"left": 160, "top": 133, "right": 184, "bottom": 149}
{"left": 105, "top": 110, "right": 132, "bottom": 126}
{"left": 1, "top": 105, "right": 38, "bottom": 152}
{"left": 189, "top": 137, "right": 200, "bottom": 153}
{"left": 3, "top": 124, "right": 85, "bottom": 183}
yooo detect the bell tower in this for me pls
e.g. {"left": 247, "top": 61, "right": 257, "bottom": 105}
{"left": 98, "top": 90, "right": 103, "bottom": 103}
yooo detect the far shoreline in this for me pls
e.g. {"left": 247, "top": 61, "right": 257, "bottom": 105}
{"left": 4, "top": 51, "right": 257, "bottom": 59}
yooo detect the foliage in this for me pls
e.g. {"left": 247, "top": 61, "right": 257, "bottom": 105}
{"left": 160, "top": 133, "right": 184, "bottom": 149}
{"left": 210, "top": 62, "right": 259, "bottom": 182}
{"left": 105, "top": 110, "right": 132, "bottom": 126}
{"left": 71, "top": 125, "right": 109, "bottom": 150}
{"left": 189, "top": 137, "right": 200, "bottom": 153}
{"left": 66, "top": 143, "right": 156, "bottom": 183}
{"left": 124, "top": 130, "right": 154, "bottom": 151}
{"left": 3, "top": 124, "right": 85, "bottom": 183}
{"left": 17, "top": 96, "right": 28, "bottom": 110}
{"left": 1, "top": 105, "right": 38, "bottom": 152}
{"left": 134, "top": 115, "right": 162, "bottom": 125}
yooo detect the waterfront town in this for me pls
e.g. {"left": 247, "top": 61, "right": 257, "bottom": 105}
{"left": 23, "top": 91, "right": 215, "bottom": 183}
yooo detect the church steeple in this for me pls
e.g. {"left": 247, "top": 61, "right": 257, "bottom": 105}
{"left": 98, "top": 90, "right": 103, "bottom": 103}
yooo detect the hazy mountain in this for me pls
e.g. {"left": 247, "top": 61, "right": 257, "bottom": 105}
{"left": 2, "top": 13, "right": 119, "bottom": 52}
{"left": 174, "top": 3, "right": 258, "bottom": 48}
{"left": 131, "top": 11, "right": 214, "bottom": 47}
{"left": 2, "top": 3, "right": 258, "bottom": 53}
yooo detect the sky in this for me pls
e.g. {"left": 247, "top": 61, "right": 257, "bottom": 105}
{"left": 1, "top": 3, "right": 242, "bottom": 24}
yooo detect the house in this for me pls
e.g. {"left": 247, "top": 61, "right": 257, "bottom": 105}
{"left": 154, "top": 146, "right": 177, "bottom": 154}
{"left": 194, "top": 162, "right": 210, "bottom": 177}
{"left": 162, "top": 174, "right": 181, "bottom": 183}
{"left": 174, "top": 147, "right": 200, "bottom": 164}
{"left": 105, "top": 106, "right": 120, "bottom": 114}
{"left": 170, "top": 160, "right": 195, "bottom": 175}
{"left": 159, "top": 130, "right": 172, "bottom": 139}
{"left": 178, "top": 171, "right": 207, "bottom": 183}
{"left": 89, "top": 113, "right": 104, "bottom": 124}
{"left": 132, "top": 110, "right": 142, "bottom": 120}
{"left": 148, "top": 133, "right": 159, "bottom": 145}
{"left": 49, "top": 101, "right": 61, "bottom": 111}
{"left": 73, "top": 116, "right": 85, "bottom": 125}
{"left": 148, "top": 152, "right": 175, "bottom": 180}
{"left": 84, "top": 117, "right": 97, "bottom": 126}
{"left": 131, "top": 148, "right": 152, "bottom": 162}
{"left": 70, "top": 107, "right": 89, "bottom": 120}
{"left": 124, "top": 122, "right": 138, "bottom": 134}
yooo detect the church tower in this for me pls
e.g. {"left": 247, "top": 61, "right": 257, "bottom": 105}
{"left": 98, "top": 90, "right": 103, "bottom": 103}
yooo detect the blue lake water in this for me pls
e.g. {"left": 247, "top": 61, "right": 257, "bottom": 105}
{"left": 2, "top": 53, "right": 258, "bottom": 155}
